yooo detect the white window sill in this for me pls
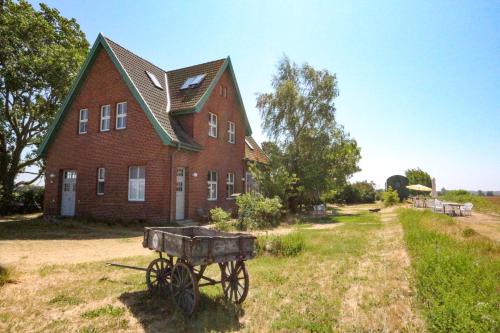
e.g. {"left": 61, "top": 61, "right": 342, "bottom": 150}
{"left": 116, "top": 127, "right": 126, "bottom": 130}
{"left": 128, "top": 199, "right": 145, "bottom": 202}
{"left": 207, "top": 198, "right": 217, "bottom": 201}
{"left": 100, "top": 129, "right": 110, "bottom": 132}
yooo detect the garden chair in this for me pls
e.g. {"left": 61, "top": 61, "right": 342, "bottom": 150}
{"left": 460, "top": 202, "right": 473, "bottom": 216}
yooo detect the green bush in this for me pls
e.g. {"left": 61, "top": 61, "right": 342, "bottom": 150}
{"left": 236, "top": 193, "right": 282, "bottom": 230}
{"left": 11, "top": 185, "right": 44, "bottom": 213}
{"left": 382, "top": 187, "right": 400, "bottom": 206}
{"left": 256, "top": 232, "right": 305, "bottom": 256}
{"left": 210, "top": 207, "right": 231, "bottom": 231}
{"left": 0, "top": 265, "right": 12, "bottom": 287}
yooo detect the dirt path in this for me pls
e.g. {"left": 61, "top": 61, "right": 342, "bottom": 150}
{"left": 338, "top": 207, "right": 426, "bottom": 332}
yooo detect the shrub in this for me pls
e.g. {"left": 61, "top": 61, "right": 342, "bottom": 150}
{"left": 210, "top": 207, "right": 231, "bottom": 231}
{"left": 0, "top": 265, "right": 12, "bottom": 287}
{"left": 256, "top": 232, "right": 305, "bottom": 256}
{"left": 11, "top": 185, "right": 44, "bottom": 213}
{"left": 382, "top": 187, "right": 400, "bottom": 206}
{"left": 236, "top": 193, "right": 282, "bottom": 230}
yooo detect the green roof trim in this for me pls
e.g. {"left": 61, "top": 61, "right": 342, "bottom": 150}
{"left": 38, "top": 34, "right": 186, "bottom": 157}
{"left": 173, "top": 57, "right": 252, "bottom": 136}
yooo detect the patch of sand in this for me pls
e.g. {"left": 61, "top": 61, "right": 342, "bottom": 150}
{"left": 0, "top": 237, "right": 150, "bottom": 268}
{"left": 456, "top": 212, "right": 500, "bottom": 242}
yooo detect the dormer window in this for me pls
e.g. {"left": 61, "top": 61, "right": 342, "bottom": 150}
{"left": 180, "top": 74, "right": 206, "bottom": 90}
{"left": 146, "top": 71, "right": 163, "bottom": 90}
{"left": 208, "top": 113, "right": 217, "bottom": 138}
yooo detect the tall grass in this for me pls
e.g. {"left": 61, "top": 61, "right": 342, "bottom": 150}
{"left": 400, "top": 209, "right": 499, "bottom": 333}
{"left": 440, "top": 190, "right": 500, "bottom": 214}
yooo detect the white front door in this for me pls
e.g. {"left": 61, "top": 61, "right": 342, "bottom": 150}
{"left": 61, "top": 170, "right": 77, "bottom": 216}
{"left": 175, "top": 167, "right": 185, "bottom": 220}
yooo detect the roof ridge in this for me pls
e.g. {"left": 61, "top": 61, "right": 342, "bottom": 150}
{"left": 168, "top": 57, "right": 227, "bottom": 73}
{"left": 103, "top": 36, "right": 168, "bottom": 74}
{"left": 103, "top": 35, "right": 226, "bottom": 75}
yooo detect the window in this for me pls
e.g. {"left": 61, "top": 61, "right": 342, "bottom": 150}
{"left": 146, "top": 71, "right": 163, "bottom": 89}
{"left": 227, "top": 172, "right": 234, "bottom": 198}
{"left": 219, "top": 85, "right": 223, "bottom": 96}
{"left": 100, "top": 105, "right": 111, "bottom": 131}
{"left": 79, "top": 109, "right": 88, "bottom": 134}
{"left": 208, "top": 113, "right": 217, "bottom": 138}
{"left": 116, "top": 102, "right": 127, "bottom": 129}
{"left": 180, "top": 74, "right": 206, "bottom": 90}
{"left": 97, "top": 168, "right": 105, "bottom": 195}
{"left": 228, "top": 121, "right": 235, "bottom": 144}
{"left": 128, "top": 166, "right": 145, "bottom": 201}
{"left": 223, "top": 87, "right": 227, "bottom": 98}
{"left": 208, "top": 170, "right": 217, "bottom": 200}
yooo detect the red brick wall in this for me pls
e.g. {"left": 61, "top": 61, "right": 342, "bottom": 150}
{"left": 174, "top": 69, "right": 247, "bottom": 218}
{"left": 44, "top": 49, "right": 248, "bottom": 222}
{"left": 44, "top": 47, "right": 171, "bottom": 222}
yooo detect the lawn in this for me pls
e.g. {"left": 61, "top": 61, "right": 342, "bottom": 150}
{"left": 0, "top": 211, "right": 400, "bottom": 332}
{"left": 399, "top": 209, "right": 500, "bottom": 333}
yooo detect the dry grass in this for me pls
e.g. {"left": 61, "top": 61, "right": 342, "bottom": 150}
{"left": 0, "top": 205, "right": 424, "bottom": 332}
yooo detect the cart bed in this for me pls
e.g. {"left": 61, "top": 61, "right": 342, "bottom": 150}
{"left": 143, "top": 226, "right": 256, "bottom": 266}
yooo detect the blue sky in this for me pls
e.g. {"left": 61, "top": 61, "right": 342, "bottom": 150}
{"left": 30, "top": 0, "right": 500, "bottom": 190}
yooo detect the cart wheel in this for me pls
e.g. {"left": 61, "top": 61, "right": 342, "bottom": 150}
{"left": 219, "top": 260, "right": 249, "bottom": 304}
{"left": 146, "top": 258, "right": 172, "bottom": 294}
{"left": 171, "top": 262, "right": 199, "bottom": 315}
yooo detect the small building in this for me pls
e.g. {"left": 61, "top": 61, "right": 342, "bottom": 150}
{"left": 38, "top": 34, "right": 268, "bottom": 223}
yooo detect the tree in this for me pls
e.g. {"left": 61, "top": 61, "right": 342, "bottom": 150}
{"left": 477, "top": 190, "right": 485, "bottom": 196}
{"left": 256, "top": 55, "right": 360, "bottom": 206}
{"left": 486, "top": 191, "right": 494, "bottom": 197}
{"left": 0, "top": 0, "right": 89, "bottom": 212}
{"left": 405, "top": 168, "right": 432, "bottom": 187}
{"left": 250, "top": 141, "right": 300, "bottom": 206}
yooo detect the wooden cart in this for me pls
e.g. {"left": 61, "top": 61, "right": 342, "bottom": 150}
{"left": 110, "top": 226, "right": 256, "bottom": 315}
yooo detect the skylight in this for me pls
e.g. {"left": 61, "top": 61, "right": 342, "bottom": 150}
{"left": 146, "top": 71, "right": 163, "bottom": 90}
{"left": 245, "top": 138, "right": 254, "bottom": 150}
{"left": 180, "top": 74, "right": 207, "bottom": 90}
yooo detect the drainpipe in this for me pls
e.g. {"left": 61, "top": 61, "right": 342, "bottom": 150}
{"left": 169, "top": 143, "right": 181, "bottom": 222}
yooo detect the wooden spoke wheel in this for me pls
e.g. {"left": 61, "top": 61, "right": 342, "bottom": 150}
{"left": 171, "top": 262, "right": 199, "bottom": 315}
{"left": 146, "top": 258, "right": 172, "bottom": 294}
{"left": 219, "top": 260, "right": 249, "bottom": 304}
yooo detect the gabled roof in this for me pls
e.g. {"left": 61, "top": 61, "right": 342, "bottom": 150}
{"left": 38, "top": 34, "right": 251, "bottom": 156}
{"left": 244, "top": 136, "right": 269, "bottom": 164}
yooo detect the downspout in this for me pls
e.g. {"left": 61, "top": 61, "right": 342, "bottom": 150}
{"left": 169, "top": 143, "right": 180, "bottom": 222}
{"left": 166, "top": 72, "right": 179, "bottom": 222}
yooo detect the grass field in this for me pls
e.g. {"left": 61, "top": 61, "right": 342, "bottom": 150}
{"left": 0, "top": 207, "right": 426, "bottom": 332}
{"left": 400, "top": 209, "right": 500, "bottom": 333}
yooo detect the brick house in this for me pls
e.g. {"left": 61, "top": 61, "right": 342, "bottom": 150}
{"left": 38, "top": 34, "right": 268, "bottom": 223}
